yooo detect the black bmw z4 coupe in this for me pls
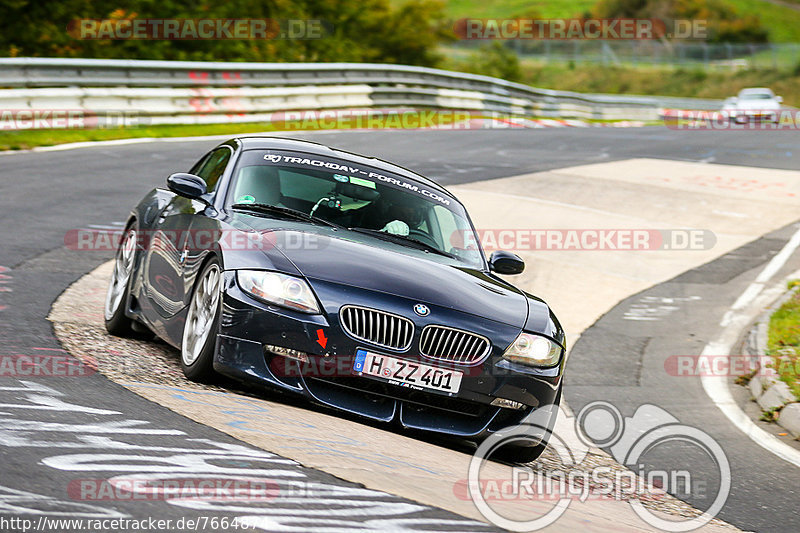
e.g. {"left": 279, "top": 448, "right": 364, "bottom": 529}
{"left": 105, "top": 136, "right": 567, "bottom": 461}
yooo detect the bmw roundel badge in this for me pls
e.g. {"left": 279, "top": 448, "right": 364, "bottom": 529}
{"left": 413, "top": 303, "right": 430, "bottom": 317}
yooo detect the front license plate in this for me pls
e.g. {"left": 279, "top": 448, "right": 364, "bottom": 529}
{"left": 353, "top": 349, "right": 462, "bottom": 394}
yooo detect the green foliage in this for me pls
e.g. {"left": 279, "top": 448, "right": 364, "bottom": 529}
{"left": 769, "top": 290, "right": 800, "bottom": 353}
{"left": 593, "top": 0, "right": 769, "bottom": 43}
{"left": 0, "top": 0, "right": 451, "bottom": 66}
{"left": 359, "top": 0, "right": 456, "bottom": 65}
{"left": 768, "top": 288, "right": 800, "bottom": 399}
{"left": 760, "top": 406, "right": 780, "bottom": 423}
{"left": 435, "top": 0, "right": 595, "bottom": 19}
{"left": 457, "top": 41, "right": 522, "bottom": 82}
{"left": 441, "top": 57, "right": 800, "bottom": 106}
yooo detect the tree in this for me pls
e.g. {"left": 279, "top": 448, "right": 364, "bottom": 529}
{"left": 0, "top": 0, "right": 453, "bottom": 64}
{"left": 593, "top": 0, "right": 768, "bottom": 43}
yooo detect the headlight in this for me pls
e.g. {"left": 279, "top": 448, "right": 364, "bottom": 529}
{"left": 502, "top": 332, "right": 561, "bottom": 367}
{"left": 236, "top": 270, "right": 320, "bottom": 314}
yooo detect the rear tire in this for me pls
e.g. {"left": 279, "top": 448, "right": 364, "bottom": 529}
{"left": 180, "top": 258, "right": 222, "bottom": 383}
{"left": 104, "top": 228, "right": 138, "bottom": 337}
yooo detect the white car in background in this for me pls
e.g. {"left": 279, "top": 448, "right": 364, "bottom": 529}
{"left": 722, "top": 87, "right": 782, "bottom": 123}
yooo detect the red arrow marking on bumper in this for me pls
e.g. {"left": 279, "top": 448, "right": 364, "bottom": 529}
{"left": 316, "top": 329, "right": 328, "bottom": 349}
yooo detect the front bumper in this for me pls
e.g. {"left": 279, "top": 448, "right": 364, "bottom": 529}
{"left": 213, "top": 272, "right": 563, "bottom": 439}
{"left": 731, "top": 110, "right": 778, "bottom": 122}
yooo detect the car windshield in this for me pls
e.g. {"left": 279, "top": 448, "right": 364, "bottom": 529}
{"left": 227, "top": 150, "right": 485, "bottom": 268}
{"left": 740, "top": 92, "right": 773, "bottom": 100}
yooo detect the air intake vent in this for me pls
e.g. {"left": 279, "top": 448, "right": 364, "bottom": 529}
{"left": 339, "top": 306, "right": 414, "bottom": 351}
{"left": 419, "top": 326, "right": 490, "bottom": 364}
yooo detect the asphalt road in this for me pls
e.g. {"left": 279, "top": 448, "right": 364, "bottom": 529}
{"left": 567, "top": 221, "right": 800, "bottom": 533}
{"left": 1, "top": 127, "right": 799, "bottom": 531}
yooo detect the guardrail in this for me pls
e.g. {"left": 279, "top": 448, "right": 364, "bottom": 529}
{"left": 0, "top": 57, "right": 724, "bottom": 128}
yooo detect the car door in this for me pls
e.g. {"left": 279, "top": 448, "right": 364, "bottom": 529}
{"left": 140, "top": 147, "right": 232, "bottom": 342}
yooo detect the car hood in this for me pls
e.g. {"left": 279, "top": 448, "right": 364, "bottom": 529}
{"left": 240, "top": 222, "right": 532, "bottom": 328}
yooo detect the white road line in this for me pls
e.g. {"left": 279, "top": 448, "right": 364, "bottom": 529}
{"left": 0, "top": 121, "right": 649, "bottom": 157}
{"left": 700, "top": 223, "right": 800, "bottom": 468}
{"left": 0, "top": 130, "right": 337, "bottom": 156}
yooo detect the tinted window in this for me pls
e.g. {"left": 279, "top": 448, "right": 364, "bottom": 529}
{"left": 189, "top": 153, "right": 211, "bottom": 175}
{"left": 193, "top": 148, "right": 231, "bottom": 192}
{"left": 228, "top": 150, "right": 484, "bottom": 268}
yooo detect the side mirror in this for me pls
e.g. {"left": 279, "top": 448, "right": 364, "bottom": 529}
{"left": 489, "top": 251, "right": 525, "bottom": 275}
{"left": 776, "top": 96, "right": 783, "bottom": 103}
{"left": 167, "top": 173, "right": 208, "bottom": 200}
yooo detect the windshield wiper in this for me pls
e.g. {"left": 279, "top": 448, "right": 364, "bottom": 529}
{"left": 231, "top": 203, "right": 341, "bottom": 228}
{"left": 347, "top": 227, "right": 455, "bottom": 258}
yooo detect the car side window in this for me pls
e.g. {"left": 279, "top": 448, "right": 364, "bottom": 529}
{"left": 189, "top": 153, "right": 211, "bottom": 175}
{"left": 192, "top": 148, "right": 231, "bottom": 192}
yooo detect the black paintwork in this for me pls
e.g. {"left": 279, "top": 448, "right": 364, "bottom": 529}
{"left": 120, "top": 136, "right": 566, "bottom": 438}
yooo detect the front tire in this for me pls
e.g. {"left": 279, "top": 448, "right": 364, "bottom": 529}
{"left": 104, "top": 228, "right": 138, "bottom": 337}
{"left": 496, "top": 386, "right": 563, "bottom": 464}
{"left": 181, "top": 258, "right": 222, "bottom": 382}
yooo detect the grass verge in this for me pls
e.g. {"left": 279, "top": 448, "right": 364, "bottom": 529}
{"left": 392, "top": 0, "right": 800, "bottom": 42}
{"left": 767, "top": 280, "right": 800, "bottom": 399}
{"left": 0, "top": 122, "right": 293, "bottom": 152}
{"left": 0, "top": 112, "right": 644, "bottom": 152}
{"left": 445, "top": 54, "right": 800, "bottom": 107}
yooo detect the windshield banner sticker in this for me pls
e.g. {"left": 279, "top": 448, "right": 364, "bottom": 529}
{"left": 263, "top": 154, "right": 450, "bottom": 205}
